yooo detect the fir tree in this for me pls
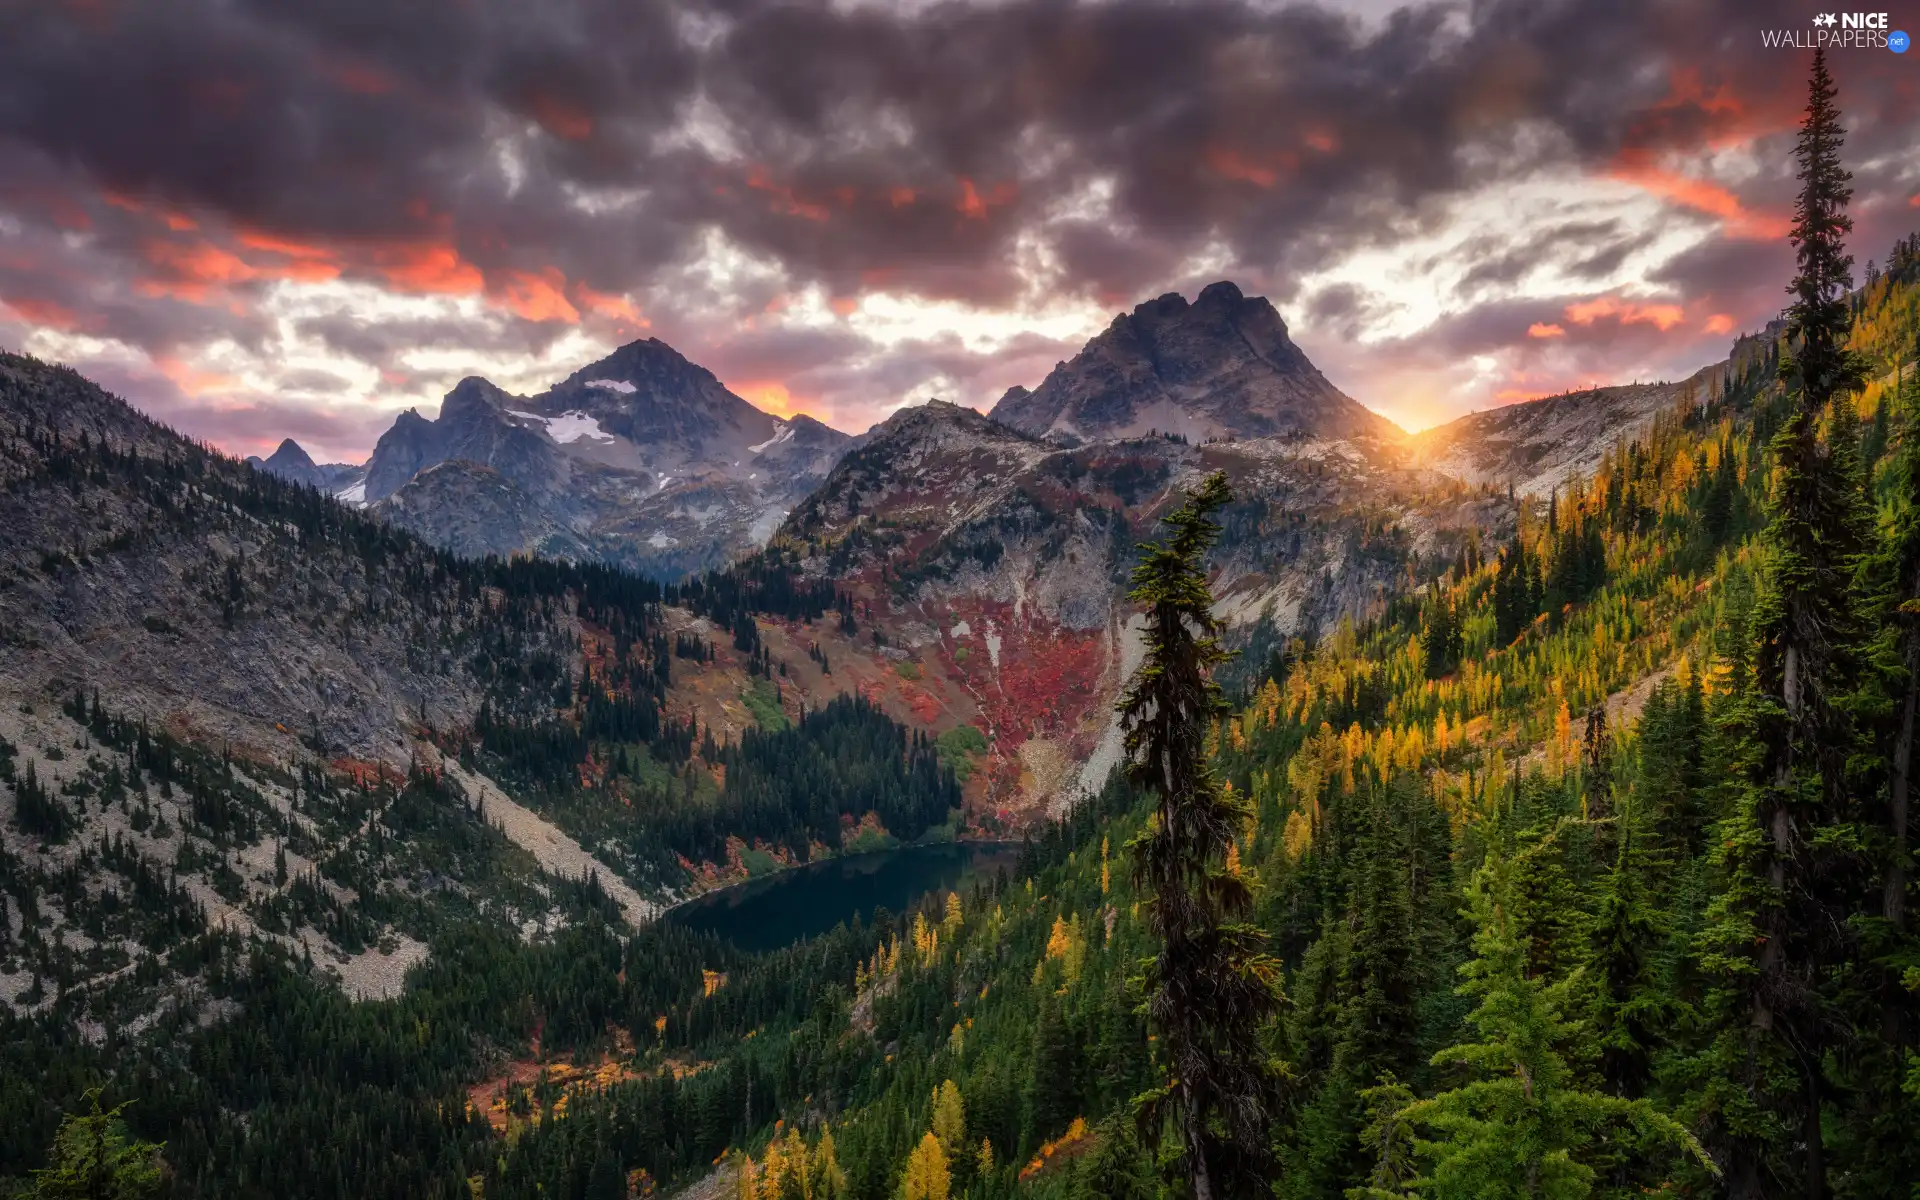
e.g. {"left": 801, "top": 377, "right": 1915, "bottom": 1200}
{"left": 1120, "top": 471, "right": 1285, "bottom": 1198}
{"left": 1873, "top": 330, "right": 1920, "bottom": 930}
{"left": 1701, "top": 47, "right": 1872, "bottom": 1198}
{"left": 27, "top": 1090, "right": 166, "bottom": 1200}
{"left": 1404, "top": 836, "right": 1713, "bottom": 1199}
{"left": 1582, "top": 806, "right": 1673, "bottom": 1104}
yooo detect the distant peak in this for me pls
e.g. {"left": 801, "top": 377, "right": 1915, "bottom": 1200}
{"left": 266, "top": 438, "right": 317, "bottom": 468}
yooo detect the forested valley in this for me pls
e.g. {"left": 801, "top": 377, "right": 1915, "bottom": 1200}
{"left": 7, "top": 48, "right": 1920, "bottom": 1200}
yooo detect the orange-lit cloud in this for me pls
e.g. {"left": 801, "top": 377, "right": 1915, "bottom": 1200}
{"left": 154, "top": 355, "right": 239, "bottom": 398}
{"left": 1527, "top": 322, "right": 1565, "bottom": 338}
{"left": 103, "top": 190, "right": 199, "bottom": 231}
{"left": 135, "top": 233, "right": 348, "bottom": 300}
{"left": 1702, "top": 312, "right": 1736, "bottom": 335}
{"left": 1202, "top": 146, "right": 1294, "bottom": 188}
{"left": 237, "top": 229, "right": 334, "bottom": 260}
{"left": 889, "top": 186, "right": 917, "bottom": 208}
{"left": 1494, "top": 387, "right": 1550, "bottom": 405}
{"left": 1564, "top": 294, "right": 1686, "bottom": 332}
{"left": 958, "top": 179, "right": 984, "bottom": 218}
{"left": 744, "top": 168, "right": 831, "bottom": 221}
{"left": 576, "top": 284, "right": 648, "bottom": 328}
{"left": 2, "top": 295, "right": 84, "bottom": 332}
{"left": 1609, "top": 149, "right": 1789, "bottom": 240}
{"left": 493, "top": 267, "right": 579, "bottom": 323}
{"left": 526, "top": 92, "right": 594, "bottom": 141}
{"left": 140, "top": 240, "right": 259, "bottom": 295}
{"left": 368, "top": 242, "right": 485, "bottom": 294}
{"left": 954, "top": 178, "right": 1015, "bottom": 220}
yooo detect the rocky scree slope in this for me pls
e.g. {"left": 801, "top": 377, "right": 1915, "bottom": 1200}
{"left": 0, "top": 352, "right": 681, "bottom": 1028}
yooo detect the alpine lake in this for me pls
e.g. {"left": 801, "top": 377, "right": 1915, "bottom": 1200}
{"left": 661, "top": 841, "right": 1021, "bottom": 953}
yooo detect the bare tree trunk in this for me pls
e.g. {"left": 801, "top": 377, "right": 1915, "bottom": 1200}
{"left": 1183, "top": 1079, "right": 1213, "bottom": 1200}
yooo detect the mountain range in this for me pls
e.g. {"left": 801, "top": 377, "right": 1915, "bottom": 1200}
{"left": 226, "top": 280, "right": 1743, "bottom": 818}
{"left": 254, "top": 337, "right": 848, "bottom": 577}
{"left": 252, "top": 280, "right": 1683, "bottom": 579}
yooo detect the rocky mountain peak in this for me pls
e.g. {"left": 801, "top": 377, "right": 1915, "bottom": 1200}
{"left": 989, "top": 280, "right": 1400, "bottom": 446}
{"left": 267, "top": 437, "right": 315, "bottom": 468}
{"left": 537, "top": 338, "right": 765, "bottom": 446}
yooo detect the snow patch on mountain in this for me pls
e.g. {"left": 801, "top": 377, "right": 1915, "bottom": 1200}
{"left": 507, "top": 409, "right": 615, "bottom": 445}
{"left": 335, "top": 482, "right": 367, "bottom": 506}
{"left": 583, "top": 378, "right": 637, "bottom": 394}
{"left": 748, "top": 422, "right": 794, "bottom": 454}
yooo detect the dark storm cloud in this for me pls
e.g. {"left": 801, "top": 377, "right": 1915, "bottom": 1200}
{"left": 2, "top": 0, "right": 1917, "bottom": 440}
{"left": 294, "top": 312, "right": 578, "bottom": 373}
{"left": 1, "top": 0, "right": 1878, "bottom": 298}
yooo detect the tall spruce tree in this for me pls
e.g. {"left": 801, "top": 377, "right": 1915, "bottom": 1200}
{"left": 1874, "top": 331, "right": 1920, "bottom": 929}
{"left": 1699, "top": 46, "right": 1872, "bottom": 1199}
{"left": 1839, "top": 334, "right": 1920, "bottom": 1189}
{"left": 1121, "top": 471, "right": 1285, "bottom": 1198}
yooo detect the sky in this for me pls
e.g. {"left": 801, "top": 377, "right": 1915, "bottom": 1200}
{"left": 2, "top": 0, "right": 1918, "bottom": 461}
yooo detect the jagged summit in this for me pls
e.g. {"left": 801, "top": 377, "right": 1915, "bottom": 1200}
{"left": 989, "top": 280, "right": 1400, "bottom": 445}
{"left": 326, "top": 338, "right": 851, "bottom": 576}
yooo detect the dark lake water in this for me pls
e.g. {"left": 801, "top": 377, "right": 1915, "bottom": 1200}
{"left": 662, "top": 842, "right": 1021, "bottom": 953}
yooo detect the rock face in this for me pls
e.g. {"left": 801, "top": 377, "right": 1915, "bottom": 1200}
{"left": 362, "top": 377, "right": 555, "bottom": 503}
{"left": 779, "top": 398, "right": 1495, "bottom": 822}
{"left": 990, "top": 281, "right": 1402, "bottom": 446}
{"left": 376, "top": 460, "right": 593, "bottom": 562}
{"left": 349, "top": 339, "right": 851, "bottom": 577}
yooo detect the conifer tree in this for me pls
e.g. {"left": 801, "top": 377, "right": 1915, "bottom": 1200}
{"left": 1874, "top": 330, "right": 1920, "bottom": 928}
{"left": 930, "top": 1080, "right": 968, "bottom": 1189}
{"left": 1839, "top": 338, "right": 1920, "bottom": 1190}
{"left": 1120, "top": 471, "right": 1285, "bottom": 1198}
{"left": 1582, "top": 805, "right": 1672, "bottom": 1103}
{"left": 27, "top": 1090, "right": 165, "bottom": 1200}
{"left": 900, "top": 1131, "right": 950, "bottom": 1200}
{"left": 1404, "top": 837, "right": 1713, "bottom": 1199}
{"left": 1701, "top": 47, "right": 1871, "bottom": 1198}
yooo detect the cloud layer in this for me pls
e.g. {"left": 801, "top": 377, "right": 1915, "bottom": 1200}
{"left": 3, "top": 0, "right": 1917, "bottom": 456}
